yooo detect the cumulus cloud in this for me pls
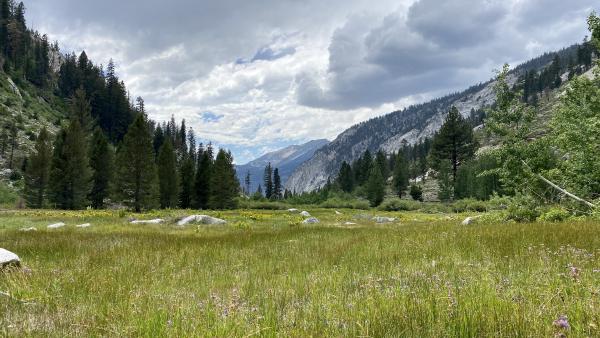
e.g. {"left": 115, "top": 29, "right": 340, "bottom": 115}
{"left": 23, "top": 0, "right": 597, "bottom": 163}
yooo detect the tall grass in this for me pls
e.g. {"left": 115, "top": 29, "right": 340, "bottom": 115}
{"left": 1, "top": 209, "right": 599, "bottom": 336}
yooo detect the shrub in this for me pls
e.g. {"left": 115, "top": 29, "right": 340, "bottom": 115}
{"left": 451, "top": 198, "right": 488, "bottom": 213}
{"left": 378, "top": 198, "right": 422, "bottom": 211}
{"left": 319, "top": 198, "right": 370, "bottom": 210}
{"left": 0, "top": 182, "right": 18, "bottom": 206}
{"left": 505, "top": 195, "right": 541, "bottom": 222}
{"left": 538, "top": 207, "right": 571, "bottom": 223}
{"left": 409, "top": 184, "right": 423, "bottom": 202}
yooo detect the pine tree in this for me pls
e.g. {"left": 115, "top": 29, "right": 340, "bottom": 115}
{"left": 409, "top": 184, "right": 423, "bottom": 202}
{"left": 209, "top": 149, "right": 239, "bottom": 209}
{"left": 366, "top": 165, "right": 385, "bottom": 207}
{"left": 179, "top": 155, "right": 195, "bottom": 209}
{"left": 48, "top": 120, "right": 92, "bottom": 209}
{"left": 263, "top": 163, "right": 273, "bottom": 199}
{"left": 337, "top": 161, "right": 354, "bottom": 193}
{"left": 272, "top": 168, "right": 282, "bottom": 200}
{"left": 89, "top": 128, "right": 114, "bottom": 209}
{"left": 392, "top": 152, "right": 409, "bottom": 197}
{"left": 70, "top": 88, "right": 95, "bottom": 133}
{"left": 437, "top": 160, "right": 454, "bottom": 202}
{"left": 430, "top": 106, "right": 476, "bottom": 183}
{"left": 157, "top": 139, "right": 179, "bottom": 209}
{"left": 375, "top": 150, "right": 389, "bottom": 179}
{"left": 193, "top": 144, "right": 212, "bottom": 209}
{"left": 115, "top": 114, "right": 158, "bottom": 212}
{"left": 244, "top": 170, "right": 251, "bottom": 196}
{"left": 24, "top": 128, "right": 52, "bottom": 208}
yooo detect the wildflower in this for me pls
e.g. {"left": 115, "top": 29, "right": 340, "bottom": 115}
{"left": 553, "top": 315, "right": 570, "bottom": 330}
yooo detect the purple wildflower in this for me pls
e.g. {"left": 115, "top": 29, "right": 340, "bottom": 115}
{"left": 553, "top": 315, "right": 570, "bottom": 330}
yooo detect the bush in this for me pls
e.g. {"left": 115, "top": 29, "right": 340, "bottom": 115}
{"left": 319, "top": 198, "right": 370, "bottom": 210}
{"left": 505, "top": 195, "right": 541, "bottom": 222}
{"left": 538, "top": 207, "right": 571, "bottom": 222}
{"left": 0, "top": 182, "right": 18, "bottom": 206}
{"left": 378, "top": 198, "right": 422, "bottom": 211}
{"left": 451, "top": 198, "right": 488, "bottom": 213}
{"left": 409, "top": 184, "right": 423, "bottom": 202}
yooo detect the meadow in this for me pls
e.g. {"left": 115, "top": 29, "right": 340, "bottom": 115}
{"left": 1, "top": 208, "right": 599, "bottom": 337}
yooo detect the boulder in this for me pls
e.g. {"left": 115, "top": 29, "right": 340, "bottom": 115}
{"left": 177, "top": 215, "right": 226, "bottom": 226}
{"left": 76, "top": 223, "right": 92, "bottom": 228}
{"left": 0, "top": 248, "right": 20, "bottom": 267}
{"left": 373, "top": 216, "right": 396, "bottom": 224}
{"left": 288, "top": 208, "right": 299, "bottom": 212}
{"left": 461, "top": 216, "right": 482, "bottom": 225}
{"left": 335, "top": 211, "right": 343, "bottom": 215}
{"left": 20, "top": 227, "right": 37, "bottom": 232}
{"left": 130, "top": 219, "right": 164, "bottom": 224}
{"left": 303, "top": 217, "right": 320, "bottom": 224}
{"left": 300, "top": 211, "right": 311, "bottom": 217}
{"left": 344, "top": 222, "right": 357, "bottom": 225}
{"left": 47, "top": 222, "right": 65, "bottom": 229}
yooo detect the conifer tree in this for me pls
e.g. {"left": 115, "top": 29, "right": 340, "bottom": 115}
{"left": 115, "top": 114, "right": 158, "bottom": 212}
{"left": 157, "top": 139, "right": 179, "bottom": 209}
{"left": 244, "top": 170, "right": 251, "bottom": 196}
{"left": 366, "top": 165, "right": 385, "bottom": 207}
{"left": 193, "top": 144, "right": 212, "bottom": 209}
{"left": 392, "top": 152, "right": 409, "bottom": 197}
{"left": 273, "top": 168, "right": 282, "bottom": 200}
{"left": 179, "top": 155, "right": 195, "bottom": 209}
{"left": 24, "top": 128, "right": 52, "bottom": 208}
{"left": 49, "top": 120, "right": 92, "bottom": 209}
{"left": 375, "top": 150, "right": 389, "bottom": 179}
{"left": 89, "top": 128, "right": 114, "bottom": 209}
{"left": 70, "top": 88, "right": 94, "bottom": 134}
{"left": 263, "top": 163, "right": 273, "bottom": 199}
{"left": 209, "top": 149, "right": 239, "bottom": 209}
{"left": 430, "top": 107, "right": 476, "bottom": 183}
{"left": 337, "top": 161, "right": 354, "bottom": 193}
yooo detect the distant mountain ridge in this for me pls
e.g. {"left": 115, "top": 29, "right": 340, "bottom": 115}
{"left": 286, "top": 44, "right": 584, "bottom": 193}
{"left": 236, "top": 139, "right": 329, "bottom": 193}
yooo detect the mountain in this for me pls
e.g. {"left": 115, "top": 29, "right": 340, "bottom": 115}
{"left": 286, "top": 44, "right": 585, "bottom": 193}
{"left": 236, "top": 139, "right": 329, "bottom": 193}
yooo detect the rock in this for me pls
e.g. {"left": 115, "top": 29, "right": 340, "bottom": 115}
{"left": 344, "top": 222, "right": 357, "bottom": 225}
{"left": 6, "top": 77, "right": 21, "bottom": 99}
{"left": 47, "top": 222, "right": 65, "bottom": 229}
{"left": 335, "top": 211, "right": 342, "bottom": 215}
{"left": 20, "top": 227, "right": 37, "bottom": 232}
{"left": 300, "top": 211, "right": 311, "bottom": 217}
{"left": 303, "top": 217, "right": 320, "bottom": 224}
{"left": 373, "top": 216, "right": 396, "bottom": 223}
{"left": 461, "top": 216, "right": 482, "bottom": 225}
{"left": 76, "top": 223, "right": 92, "bottom": 228}
{"left": 288, "top": 208, "right": 299, "bottom": 212}
{"left": 130, "top": 219, "right": 164, "bottom": 224}
{"left": 177, "top": 215, "right": 226, "bottom": 226}
{"left": 0, "top": 248, "right": 20, "bottom": 267}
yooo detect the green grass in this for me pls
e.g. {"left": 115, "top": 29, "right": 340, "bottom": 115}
{"left": 1, "top": 209, "right": 599, "bottom": 336}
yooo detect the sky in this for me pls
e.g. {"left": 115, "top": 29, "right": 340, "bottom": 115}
{"left": 24, "top": 0, "right": 597, "bottom": 164}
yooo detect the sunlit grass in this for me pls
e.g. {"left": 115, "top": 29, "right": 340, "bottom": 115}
{"left": 1, "top": 209, "right": 599, "bottom": 336}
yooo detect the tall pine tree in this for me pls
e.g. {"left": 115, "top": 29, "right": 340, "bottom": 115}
{"left": 263, "top": 163, "right": 273, "bottom": 199}
{"left": 193, "top": 143, "right": 212, "bottom": 209}
{"left": 24, "top": 128, "right": 52, "bottom": 208}
{"left": 157, "top": 139, "right": 179, "bottom": 209}
{"left": 392, "top": 152, "right": 409, "bottom": 197}
{"left": 209, "top": 149, "right": 239, "bottom": 209}
{"left": 115, "top": 114, "right": 158, "bottom": 212}
{"left": 89, "top": 128, "right": 114, "bottom": 209}
{"left": 272, "top": 168, "right": 282, "bottom": 200}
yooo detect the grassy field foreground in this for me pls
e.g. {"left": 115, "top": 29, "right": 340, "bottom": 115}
{"left": 0, "top": 209, "right": 599, "bottom": 337}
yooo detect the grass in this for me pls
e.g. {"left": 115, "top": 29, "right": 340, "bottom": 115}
{"left": 1, "top": 208, "right": 599, "bottom": 337}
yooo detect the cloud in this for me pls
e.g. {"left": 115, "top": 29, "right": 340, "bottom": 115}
{"left": 22, "top": 0, "right": 597, "bottom": 163}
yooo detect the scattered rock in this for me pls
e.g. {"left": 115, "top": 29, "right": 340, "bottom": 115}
{"left": 335, "top": 211, "right": 342, "bottom": 215}
{"left": 344, "top": 222, "right": 357, "bottom": 225}
{"left": 130, "top": 219, "right": 164, "bottom": 224}
{"left": 303, "top": 217, "right": 320, "bottom": 224}
{"left": 20, "top": 227, "right": 37, "bottom": 232}
{"left": 47, "top": 222, "right": 65, "bottom": 229}
{"left": 0, "top": 248, "right": 20, "bottom": 268}
{"left": 288, "top": 208, "right": 299, "bottom": 212}
{"left": 6, "top": 77, "right": 21, "bottom": 99}
{"left": 300, "top": 211, "right": 311, "bottom": 217}
{"left": 177, "top": 215, "right": 226, "bottom": 226}
{"left": 76, "top": 223, "right": 92, "bottom": 228}
{"left": 373, "top": 216, "right": 396, "bottom": 223}
{"left": 461, "top": 216, "right": 482, "bottom": 225}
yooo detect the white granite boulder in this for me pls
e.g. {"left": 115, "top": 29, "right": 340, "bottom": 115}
{"left": 20, "top": 227, "right": 37, "bottom": 232}
{"left": 76, "top": 223, "right": 92, "bottom": 228}
{"left": 130, "top": 219, "right": 164, "bottom": 224}
{"left": 288, "top": 208, "right": 299, "bottom": 212}
{"left": 177, "top": 215, "right": 227, "bottom": 226}
{"left": 303, "top": 217, "right": 320, "bottom": 224}
{"left": 47, "top": 222, "right": 65, "bottom": 229}
{"left": 461, "top": 216, "right": 482, "bottom": 225}
{"left": 373, "top": 216, "right": 396, "bottom": 224}
{"left": 335, "top": 211, "right": 343, "bottom": 215}
{"left": 0, "top": 248, "right": 20, "bottom": 267}
{"left": 300, "top": 211, "right": 311, "bottom": 217}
